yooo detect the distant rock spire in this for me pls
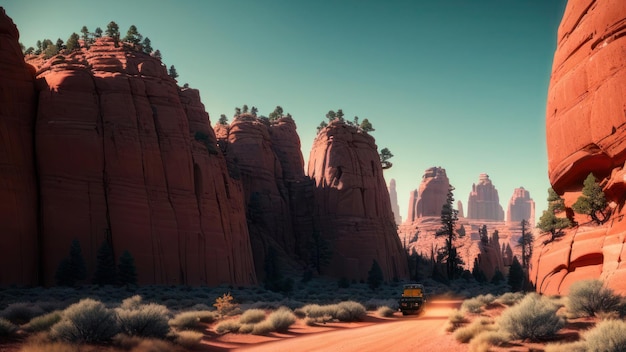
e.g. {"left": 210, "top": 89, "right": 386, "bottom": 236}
{"left": 506, "top": 187, "right": 535, "bottom": 226}
{"left": 467, "top": 173, "right": 504, "bottom": 221}
{"left": 388, "top": 179, "right": 402, "bottom": 225}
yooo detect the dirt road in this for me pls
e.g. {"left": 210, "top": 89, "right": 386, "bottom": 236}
{"left": 234, "top": 300, "right": 466, "bottom": 352}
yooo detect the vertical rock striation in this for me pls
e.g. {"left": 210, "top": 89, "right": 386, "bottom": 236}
{"left": 308, "top": 120, "right": 408, "bottom": 281}
{"left": 0, "top": 8, "right": 38, "bottom": 285}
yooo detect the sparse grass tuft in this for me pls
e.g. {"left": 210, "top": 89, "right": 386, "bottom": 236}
{"left": 498, "top": 293, "right": 564, "bottom": 341}
{"left": 239, "top": 309, "right": 266, "bottom": 324}
{"left": 453, "top": 317, "right": 494, "bottom": 343}
{"left": 376, "top": 306, "right": 395, "bottom": 318}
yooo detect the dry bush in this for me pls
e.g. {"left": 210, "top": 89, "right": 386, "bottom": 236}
{"left": 116, "top": 303, "right": 170, "bottom": 338}
{"left": 168, "top": 311, "right": 202, "bottom": 331}
{"left": 0, "top": 317, "right": 17, "bottom": 337}
{"left": 239, "top": 309, "right": 266, "bottom": 324}
{"left": 239, "top": 323, "right": 254, "bottom": 334}
{"left": 24, "top": 311, "right": 62, "bottom": 332}
{"left": 267, "top": 307, "right": 296, "bottom": 332}
{"left": 120, "top": 295, "right": 143, "bottom": 310}
{"left": 173, "top": 330, "right": 203, "bottom": 349}
{"left": 251, "top": 320, "right": 274, "bottom": 335}
{"left": 215, "top": 319, "right": 242, "bottom": 334}
{"left": 1, "top": 302, "right": 44, "bottom": 325}
{"left": 498, "top": 293, "right": 564, "bottom": 341}
{"left": 335, "top": 301, "right": 366, "bottom": 322}
{"left": 453, "top": 317, "right": 495, "bottom": 343}
{"left": 376, "top": 306, "right": 395, "bottom": 318}
{"left": 494, "top": 292, "right": 525, "bottom": 306}
{"left": 113, "top": 334, "right": 184, "bottom": 352}
{"left": 567, "top": 279, "right": 621, "bottom": 317}
{"left": 468, "top": 330, "right": 510, "bottom": 351}
{"left": 584, "top": 319, "right": 626, "bottom": 352}
{"left": 446, "top": 309, "right": 468, "bottom": 332}
{"left": 50, "top": 298, "right": 119, "bottom": 343}
{"left": 461, "top": 294, "right": 496, "bottom": 314}
{"left": 214, "top": 292, "right": 238, "bottom": 317}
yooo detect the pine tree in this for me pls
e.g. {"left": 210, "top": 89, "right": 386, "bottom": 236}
{"left": 572, "top": 173, "right": 608, "bottom": 224}
{"left": 379, "top": 148, "right": 393, "bottom": 170}
{"left": 317, "top": 121, "right": 328, "bottom": 133}
{"left": 168, "top": 65, "right": 179, "bottom": 80}
{"left": 309, "top": 231, "right": 332, "bottom": 274}
{"left": 94, "top": 27, "right": 103, "bottom": 38}
{"left": 93, "top": 240, "right": 117, "bottom": 285}
{"left": 105, "top": 21, "right": 120, "bottom": 46}
{"left": 117, "top": 250, "right": 137, "bottom": 286}
{"left": 141, "top": 37, "right": 153, "bottom": 54}
{"left": 123, "top": 25, "right": 142, "bottom": 45}
{"left": 325, "top": 110, "right": 336, "bottom": 122}
{"left": 479, "top": 225, "right": 488, "bottom": 244}
{"left": 367, "top": 259, "right": 384, "bottom": 290}
{"left": 152, "top": 49, "right": 162, "bottom": 60}
{"left": 80, "top": 26, "right": 90, "bottom": 43}
{"left": 54, "top": 239, "right": 87, "bottom": 286}
{"left": 436, "top": 185, "right": 462, "bottom": 280}
{"left": 268, "top": 106, "right": 284, "bottom": 121}
{"left": 66, "top": 33, "right": 80, "bottom": 51}
{"left": 251, "top": 106, "right": 258, "bottom": 116}
{"left": 55, "top": 38, "right": 64, "bottom": 50}
{"left": 508, "top": 257, "right": 524, "bottom": 292}
{"left": 359, "top": 118, "right": 374, "bottom": 132}
{"left": 218, "top": 114, "right": 229, "bottom": 125}
{"left": 336, "top": 109, "right": 344, "bottom": 121}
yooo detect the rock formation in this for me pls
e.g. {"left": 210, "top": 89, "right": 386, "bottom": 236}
{"left": 506, "top": 187, "right": 535, "bottom": 226}
{"left": 0, "top": 8, "right": 38, "bottom": 285}
{"left": 533, "top": 0, "right": 626, "bottom": 295}
{"left": 308, "top": 120, "right": 408, "bottom": 281}
{"left": 388, "top": 179, "right": 402, "bottom": 225}
{"left": 457, "top": 201, "right": 464, "bottom": 218}
{"left": 406, "top": 167, "right": 449, "bottom": 222}
{"left": 467, "top": 174, "right": 504, "bottom": 221}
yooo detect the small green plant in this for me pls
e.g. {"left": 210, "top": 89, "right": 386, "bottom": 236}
{"left": 567, "top": 279, "right": 621, "bottom": 317}
{"left": 498, "top": 293, "right": 564, "bottom": 341}
{"left": 24, "top": 311, "right": 62, "bottom": 332}
{"left": 50, "top": 298, "right": 120, "bottom": 343}
{"left": 239, "top": 309, "right": 266, "bottom": 324}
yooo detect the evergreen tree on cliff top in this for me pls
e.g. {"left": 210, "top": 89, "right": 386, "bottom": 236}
{"left": 105, "top": 21, "right": 120, "bottom": 45}
{"left": 572, "top": 173, "right": 608, "bottom": 224}
{"left": 436, "top": 185, "right": 463, "bottom": 280}
{"left": 123, "top": 25, "right": 142, "bottom": 45}
{"left": 537, "top": 187, "right": 571, "bottom": 243}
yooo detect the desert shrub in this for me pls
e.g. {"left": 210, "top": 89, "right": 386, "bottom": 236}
{"left": 1, "top": 302, "right": 44, "bottom": 324}
{"left": 469, "top": 330, "right": 511, "bottom": 351}
{"left": 251, "top": 320, "right": 274, "bottom": 335}
{"left": 50, "top": 298, "right": 119, "bottom": 343}
{"left": 495, "top": 292, "right": 525, "bottom": 306}
{"left": 116, "top": 303, "right": 170, "bottom": 338}
{"left": 239, "top": 323, "right": 254, "bottom": 334}
{"left": 461, "top": 297, "right": 485, "bottom": 314}
{"left": 498, "top": 293, "right": 564, "bottom": 341}
{"left": 168, "top": 311, "right": 202, "bottom": 331}
{"left": 113, "top": 334, "right": 183, "bottom": 352}
{"left": 453, "top": 317, "right": 494, "bottom": 343}
{"left": 120, "top": 295, "right": 143, "bottom": 310}
{"left": 335, "top": 301, "right": 366, "bottom": 322}
{"left": 363, "top": 298, "right": 398, "bottom": 311}
{"left": 446, "top": 309, "right": 468, "bottom": 332}
{"left": 24, "top": 311, "right": 62, "bottom": 332}
{"left": 197, "top": 310, "right": 218, "bottom": 323}
{"left": 296, "top": 304, "right": 324, "bottom": 318}
{"left": 173, "top": 330, "right": 203, "bottom": 349}
{"left": 376, "top": 306, "right": 395, "bottom": 317}
{"left": 267, "top": 307, "right": 296, "bottom": 332}
{"left": 0, "top": 317, "right": 17, "bottom": 337}
{"left": 239, "top": 309, "right": 266, "bottom": 324}
{"left": 583, "top": 319, "right": 626, "bottom": 352}
{"left": 214, "top": 292, "right": 238, "bottom": 317}
{"left": 567, "top": 279, "right": 621, "bottom": 317}
{"left": 215, "top": 319, "right": 241, "bottom": 334}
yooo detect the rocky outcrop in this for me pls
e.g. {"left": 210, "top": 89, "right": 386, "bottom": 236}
{"left": 406, "top": 167, "right": 449, "bottom": 222}
{"left": 33, "top": 37, "right": 256, "bottom": 286}
{"left": 467, "top": 174, "right": 504, "bottom": 221}
{"left": 506, "top": 187, "right": 535, "bottom": 226}
{"left": 0, "top": 8, "right": 38, "bottom": 285}
{"left": 388, "top": 179, "right": 402, "bottom": 225}
{"left": 457, "top": 201, "right": 464, "bottom": 218}
{"left": 308, "top": 120, "right": 408, "bottom": 281}
{"left": 533, "top": 0, "right": 626, "bottom": 295}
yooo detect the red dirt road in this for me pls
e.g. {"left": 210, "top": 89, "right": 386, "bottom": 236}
{"left": 233, "top": 300, "right": 466, "bottom": 352}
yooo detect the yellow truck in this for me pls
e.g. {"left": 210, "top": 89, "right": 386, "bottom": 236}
{"left": 398, "top": 284, "right": 426, "bottom": 315}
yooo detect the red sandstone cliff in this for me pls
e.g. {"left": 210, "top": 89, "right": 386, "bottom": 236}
{"left": 506, "top": 187, "right": 535, "bottom": 226}
{"left": 308, "top": 120, "right": 408, "bottom": 281}
{"left": 0, "top": 8, "right": 38, "bottom": 285}
{"left": 467, "top": 174, "right": 504, "bottom": 221}
{"left": 406, "top": 167, "right": 449, "bottom": 222}
{"left": 532, "top": 0, "right": 626, "bottom": 295}
{"left": 31, "top": 37, "right": 256, "bottom": 286}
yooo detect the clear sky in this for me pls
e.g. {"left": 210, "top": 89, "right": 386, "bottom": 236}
{"left": 3, "top": 0, "right": 567, "bottom": 224}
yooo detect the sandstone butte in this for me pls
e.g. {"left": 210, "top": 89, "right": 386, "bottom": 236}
{"left": 308, "top": 120, "right": 409, "bottom": 280}
{"left": 506, "top": 187, "right": 535, "bottom": 226}
{"left": 388, "top": 178, "right": 402, "bottom": 225}
{"left": 466, "top": 173, "right": 505, "bottom": 222}
{"left": 0, "top": 8, "right": 257, "bottom": 286}
{"left": 532, "top": 0, "right": 626, "bottom": 295}
{"left": 399, "top": 167, "right": 520, "bottom": 280}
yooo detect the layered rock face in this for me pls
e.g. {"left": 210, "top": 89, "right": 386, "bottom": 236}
{"left": 388, "top": 179, "right": 402, "bottom": 225}
{"left": 216, "top": 115, "right": 310, "bottom": 277}
{"left": 32, "top": 37, "right": 256, "bottom": 286}
{"left": 546, "top": 0, "right": 626, "bottom": 193}
{"left": 0, "top": 8, "right": 38, "bottom": 285}
{"left": 506, "top": 187, "right": 535, "bottom": 226}
{"left": 308, "top": 121, "right": 408, "bottom": 280}
{"left": 467, "top": 174, "right": 504, "bottom": 221}
{"left": 533, "top": 0, "right": 626, "bottom": 295}
{"left": 406, "top": 167, "right": 449, "bottom": 222}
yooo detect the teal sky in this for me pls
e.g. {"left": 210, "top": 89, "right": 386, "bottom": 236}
{"left": 4, "top": 0, "right": 567, "bottom": 223}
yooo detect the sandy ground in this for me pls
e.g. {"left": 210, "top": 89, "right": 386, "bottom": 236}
{"left": 201, "top": 300, "right": 467, "bottom": 352}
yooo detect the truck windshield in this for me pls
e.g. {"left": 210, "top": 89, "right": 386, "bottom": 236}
{"left": 403, "top": 288, "right": 422, "bottom": 297}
